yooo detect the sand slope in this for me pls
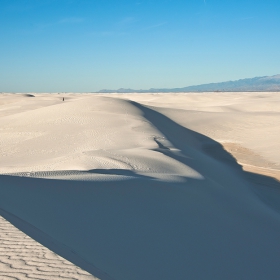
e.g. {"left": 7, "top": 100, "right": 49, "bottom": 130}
{"left": 0, "top": 215, "right": 97, "bottom": 280}
{"left": 0, "top": 93, "right": 280, "bottom": 279}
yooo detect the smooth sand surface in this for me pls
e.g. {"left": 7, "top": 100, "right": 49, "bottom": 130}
{"left": 0, "top": 92, "right": 280, "bottom": 279}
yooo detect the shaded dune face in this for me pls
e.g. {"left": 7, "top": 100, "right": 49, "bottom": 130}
{"left": 0, "top": 94, "right": 280, "bottom": 280}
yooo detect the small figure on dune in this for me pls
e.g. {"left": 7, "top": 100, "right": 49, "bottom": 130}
{"left": 63, "top": 97, "right": 64, "bottom": 101}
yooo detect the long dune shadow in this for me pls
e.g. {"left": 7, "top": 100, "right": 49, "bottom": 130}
{"left": 130, "top": 101, "right": 243, "bottom": 171}
{"left": 0, "top": 100, "right": 280, "bottom": 280}
{"left": 130, "top": 101, "right": 280, "bottom": 192}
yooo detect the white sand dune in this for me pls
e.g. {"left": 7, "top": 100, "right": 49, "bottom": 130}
{"left": 0, "top": 92, "right": 280, "bottom": 279}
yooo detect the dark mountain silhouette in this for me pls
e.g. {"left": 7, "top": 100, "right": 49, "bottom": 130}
{"left": 97, "top": 74, "right": 280, "bottom": 93}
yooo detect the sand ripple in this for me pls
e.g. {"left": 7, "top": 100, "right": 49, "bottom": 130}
{"left": 0, "top": 216, "right": 98, "bottom": 280}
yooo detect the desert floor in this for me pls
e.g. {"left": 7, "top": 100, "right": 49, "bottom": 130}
{"left": 0, "top": 92, "right": 280, "bottom": 280}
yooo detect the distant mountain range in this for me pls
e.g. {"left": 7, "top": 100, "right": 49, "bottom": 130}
{"left": 97, "top": 74, "right": 280, "bottom": 93}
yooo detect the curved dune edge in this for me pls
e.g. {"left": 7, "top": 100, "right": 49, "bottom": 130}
{"left": 241, "top": 164, "right": 280, "bottom": 182}
{"left": 222, "top": 142, "right": 280, "bottom": 181}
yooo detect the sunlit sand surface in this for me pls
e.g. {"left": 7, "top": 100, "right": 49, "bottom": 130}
{"left": 0, "top": 216, "right": 98, "bottom": 280}
{"left": 0, "top": 92, "right": 280, "bottom": 279}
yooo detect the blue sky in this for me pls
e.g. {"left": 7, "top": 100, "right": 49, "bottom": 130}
{"left": 1, "top": 0, "right": 280, "bottom": 92}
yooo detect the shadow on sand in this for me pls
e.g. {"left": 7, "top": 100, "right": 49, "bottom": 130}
{"left": 0, "top": 101, "right": 280, "bottom": 280}
{"left": 131, "top": 101, "right": 280, "bottom": 190}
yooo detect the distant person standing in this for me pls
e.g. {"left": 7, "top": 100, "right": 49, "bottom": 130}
{"left": 62, "top": 97, "right": 64, "bottom": 101}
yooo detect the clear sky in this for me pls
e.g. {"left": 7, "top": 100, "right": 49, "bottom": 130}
{"left": 1, "top": 0, "right": 280, "bottom": 92}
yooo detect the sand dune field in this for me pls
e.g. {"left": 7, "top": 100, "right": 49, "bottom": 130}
{"left": 0, "top": 92, "right": 280, "bottom": 279}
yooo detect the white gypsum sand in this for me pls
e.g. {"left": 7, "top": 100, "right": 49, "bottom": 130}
{"left": 0, "top": 92, "right": 280, "bottom": 280}
{"left": 0, "top": 215, "right": 98, "bottom": 280}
